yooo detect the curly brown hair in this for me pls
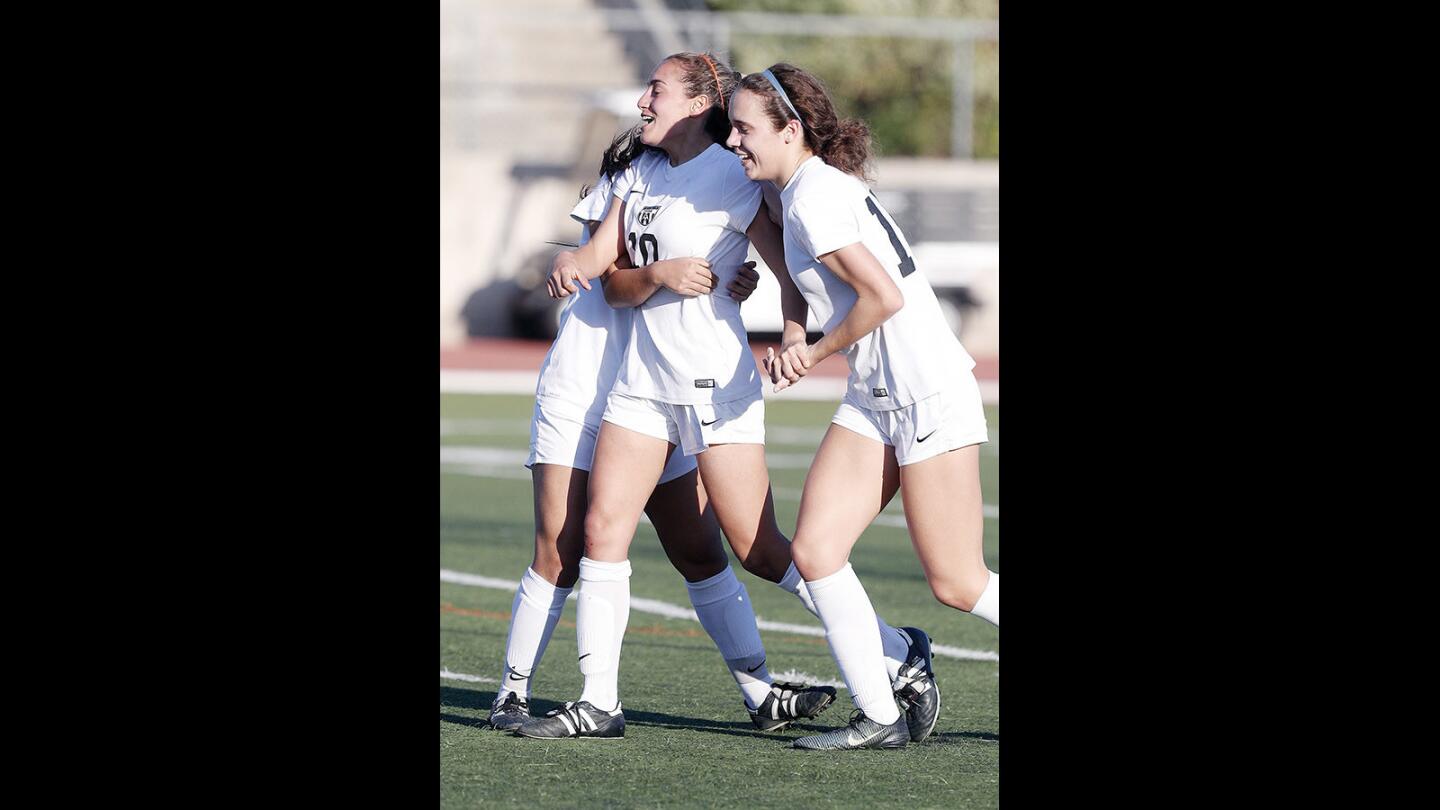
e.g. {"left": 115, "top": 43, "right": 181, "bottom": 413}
{"left": 736, "top": 63, "right": 874, "bottom": 184}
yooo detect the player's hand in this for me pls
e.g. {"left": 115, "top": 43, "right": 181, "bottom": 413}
{"left": 651, "top": 257, "right": 717, "bottom": 297}
{"left": 728, "top": 261, "right": 759, "bottom": 302}
{"left": 765, "top": 340, "right": 812, "bottom": 392}
{"left": 547, "top": 251, "right": 592, "bottom": 299}
{"left": 764, "top": 343, "right": 811, "bottom": 392}
{"left": 762, "top": 347, "right": 789, "bottom": 391}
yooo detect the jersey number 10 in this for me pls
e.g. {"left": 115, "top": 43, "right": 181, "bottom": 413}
{"left": 628, "top": 232, "right": 660, "bottom": 266}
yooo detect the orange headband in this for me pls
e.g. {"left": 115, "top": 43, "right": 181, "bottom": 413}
{"left": 700, "top": 54, "right": 724, "bottom": 110}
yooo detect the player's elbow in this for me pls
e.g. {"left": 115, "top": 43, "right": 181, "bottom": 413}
{"left": 876, "top": 287, "right": 904, "bottom": 319}
{"left": 601, "top": 279, "right": 635, "bottom": 308}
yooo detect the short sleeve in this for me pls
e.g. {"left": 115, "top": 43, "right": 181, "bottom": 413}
{"left": 786, "top": 194, "right": 863, "bottom": 259}
{"left": 721, "top": 156, "right": 763, "bottom": 232}
{"left": 570, "top": 173, "right": 615, "bottom": 225}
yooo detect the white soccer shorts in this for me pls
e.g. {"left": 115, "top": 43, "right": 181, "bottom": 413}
{"left": 830, "top": 371, "right": 988, "bottom": 466}
{"left": 601, "top": 388, "right": 765, "bottom": 457}
{"left": 526, "top": 398, "right": 697, "bottom": 484}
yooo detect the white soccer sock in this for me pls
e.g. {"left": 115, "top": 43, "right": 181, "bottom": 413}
{"left": 970, "top": 571, "right": 999, "bottom": 627}
{"left": 686, "top": 566, "right": 772, "bottom": 710}
{"left": 576, "top": 557, "right": 631, "bottom": 712}
{"left": 781, "top": 562, "right": 906, "bottom": 684}
{"left": 498, "top": 567, "right": 572, "bottom": 701}
{"left": 805, "top": 563, "right": 901, "bottom": 724}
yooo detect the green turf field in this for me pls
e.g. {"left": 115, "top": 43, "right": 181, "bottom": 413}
{"left": 441, "top": 393, "right": 999, "bottom": 808}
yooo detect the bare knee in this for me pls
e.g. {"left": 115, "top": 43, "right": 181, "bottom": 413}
{"left": 736, "top": 532, "right": 792, "bottom": 583}
{"left": 583, "top": 510, "right": 631, "bottom": 560}
{"left": 736, "top": 552, "right": 780, "bottom": 582}
{"left": 663, "top": 534, "right": 728, "bottom": 582}
{"left": 731, "top": 530, "right": 789, "bottom": 579}
{"left": 930, "top": 572, "right": 988, "bottom": 612}
{"left": 788, "top": 536, "right": 842, "bottom": 581}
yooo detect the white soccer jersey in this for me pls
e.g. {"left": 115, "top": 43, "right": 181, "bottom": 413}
{"left": 533, "top": 174, "right": 634, "bottom": 423}
{"left": 609, "top": 144, "right": 763, "bottom": 405}
{"left": 780, "top": 155, "right": 975, "bottom": 411}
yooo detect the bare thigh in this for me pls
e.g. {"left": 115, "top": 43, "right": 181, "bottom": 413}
{"left": 789, "top": 423, "right": 900, "bottom": 580}
{"left": 898, "top": 444, "right": 989, "bottom": 610}
{"left": 584, "top": 420, "right": 672, "bottom": 562}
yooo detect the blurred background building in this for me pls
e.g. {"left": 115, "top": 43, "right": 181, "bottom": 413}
{"left": 440, "top": 0, "right": 998, "bottom": 360}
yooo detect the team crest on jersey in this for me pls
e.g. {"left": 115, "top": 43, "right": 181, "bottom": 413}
{"left": 638, "top": 206, "right": 661, "bottom": 226}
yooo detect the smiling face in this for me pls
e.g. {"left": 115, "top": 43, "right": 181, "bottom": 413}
{"left": 726, "top": 87, "right": 798, "bottom": 185}
{"left": 636, "top": 59, "right": 705, "bottom": 149}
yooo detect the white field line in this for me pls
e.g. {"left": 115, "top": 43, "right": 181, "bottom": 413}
{"left": 446, "top": 465, "right": 532, "bottom": 481}
{"left": 440, "top": 668, "right": 498, "bottom": 684}
{"left": 441, "top": 446, "right": 529, "bottom": 466}
{"left": 440, "top": 569, "right": 998, "bottom": 663}
{"left": 767, "top": 669, "right": 848, "bottom": 690}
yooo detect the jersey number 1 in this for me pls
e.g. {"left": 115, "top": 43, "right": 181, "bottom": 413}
{"left": 866, "top": 194, "right": 916, "bottom": 277}
{"left": 628, "top": 232, "right": 659, "bottom": 265}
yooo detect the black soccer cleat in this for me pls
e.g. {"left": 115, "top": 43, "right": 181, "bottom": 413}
{"left": 792, "top": 708, "right": 909, "bottom": 750}
{"left": 893, "top": 626, "right": 941, "bottom": 743}
{"left": 487, "top": 692, "right": 531, "bottom": 731}
{"left": 748, "top": 681, "right": 838, "bottom": 732}
{"left": 513, "top": 700, "right": 625, "bottom": 740}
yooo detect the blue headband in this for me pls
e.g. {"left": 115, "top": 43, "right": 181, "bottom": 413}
{"left": 760, "top": 69, "right": 803, "bottom": 126}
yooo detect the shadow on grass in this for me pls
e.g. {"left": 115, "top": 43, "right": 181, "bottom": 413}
{"left": 438, "top": 684, "right": 824, "bottom": 741}
{"left": 441, "top": 712, "right": 491, "bottom": 730}
{"left": 620, "top": 707, "right": 782, "bottom": 741}
{"left": 929, "top": 730, "right": 999, "bottom": 743}
{"left": 441, "top": 685, "right": 497, "bottom": 711}
{"left": 440, "top": 686, "right": 498, "bottom": 731}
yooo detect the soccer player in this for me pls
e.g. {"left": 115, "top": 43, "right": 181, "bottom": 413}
{"left": 725, "top": 64, "right": 1000, "bottom": 751}
{"left": 489, "top": 125, "right": 836, "bottom": 738}
{"left": 529, "top": 52, "right": 932, "bottom": 741}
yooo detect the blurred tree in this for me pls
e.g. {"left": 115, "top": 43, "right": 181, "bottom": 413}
{"left": 707, "top": 0, "right": 998, "bottom": 158}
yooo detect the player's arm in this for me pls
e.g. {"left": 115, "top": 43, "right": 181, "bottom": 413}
{"left": 571, "top": 222, "right": 642, "bottom": 305}
{"left": 601, "top": 255, "right": 718, "bottom": 307}
{"left": 548, "top": 198, "right": 626, "bottom": 298}
{"left": 807, "top": 242, "right": 903, "bottom": 365}
{"left": 746, "top": 201, "right": 807, "bottom": 340}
